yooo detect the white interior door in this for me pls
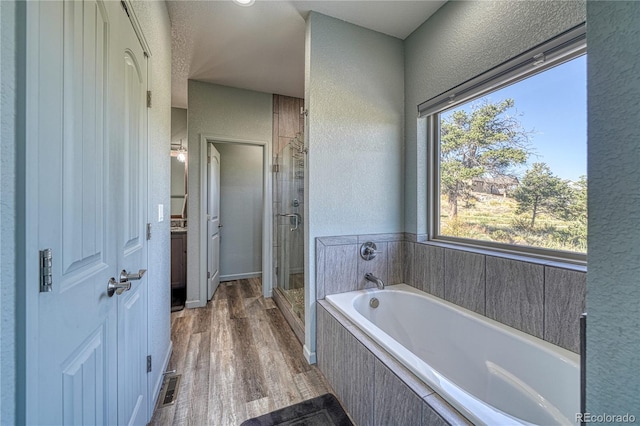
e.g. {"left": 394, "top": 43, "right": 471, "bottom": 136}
{"left": 114, "top": 8, "right": 149, "bottom": 426}
{"left": 32, "top": 1, "right": 149, "bottom": 424}
{"left": 34, "top": 1, "right": 119, "bottom": 423}
{"left": 207, "top": 144, "right": 221, "bottom": 300}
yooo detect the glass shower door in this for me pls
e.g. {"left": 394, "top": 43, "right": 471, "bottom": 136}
{"left": 275, "top": 133, "right": 305, "bottom": 324}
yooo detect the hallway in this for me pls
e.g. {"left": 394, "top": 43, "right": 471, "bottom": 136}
{"left": 149, "top": 278, "right": 333, "bottom": 425}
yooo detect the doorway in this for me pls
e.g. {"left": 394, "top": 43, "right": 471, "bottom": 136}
{"left": 214, "top": 143, "right": 264, "bottom": 284}
{"left": 199, "top": 136, "right": 272, "bottom": 304}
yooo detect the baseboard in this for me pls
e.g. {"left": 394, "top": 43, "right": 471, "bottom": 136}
{"left": 185, "top": 299, "right": 205, "bottom": 309}
{"left": 303, "top": 345, "right": 316, "bottom": 365}
{"left": 149, "top": 340, "right": 173, "bottom": 418}
{"left": 220, "top": 271, "right": 262, "bottom": 281}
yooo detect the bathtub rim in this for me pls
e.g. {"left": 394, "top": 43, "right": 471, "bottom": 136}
{"left": 323, "top": 284, "right": 580, "bottom": 425}
{"left": 326, "top": 284, "right": 580, "bottom": 363}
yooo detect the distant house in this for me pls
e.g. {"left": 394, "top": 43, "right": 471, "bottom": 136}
{"left": 472, "top": 175, "right": 519, "bottom": 196}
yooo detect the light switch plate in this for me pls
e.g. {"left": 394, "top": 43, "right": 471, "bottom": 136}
{"left": 158, "top": 204, "right": 164, "bottom": 222}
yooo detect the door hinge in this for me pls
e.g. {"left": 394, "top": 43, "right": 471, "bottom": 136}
{"left": 275, "top": 266, "right": 279, "bottom": 276}
{"left": 272, "top": 164, "right": 280, "bottom": 173}
{"left": 39, "top": 248, "right": 53, "bottom": 293}
{"left": 147, "top": 91, "right": 152, "bottom": 108}
{"left": 207, "top": 156, "right": 211, "bottom": 164}
{"left": 207, "top": 271, "right": 211, "bottom": 279}
{"left": 146, "top": 223, "right": 152, "bottom": 240}
{"left": 147, "top": 355, "right": 152, "bottom": 373}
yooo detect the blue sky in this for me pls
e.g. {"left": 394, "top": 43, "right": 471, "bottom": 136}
{"left": 443, "top": 55, "right": 587, "bottom": 182}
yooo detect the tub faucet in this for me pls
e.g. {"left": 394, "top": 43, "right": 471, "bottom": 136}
{"left": 365, "top": 273, "right": 385, "bottom": 290}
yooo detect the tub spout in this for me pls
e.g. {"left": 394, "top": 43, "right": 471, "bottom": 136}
{"left": 365, "top": 273, "right": 385, "bottom": 289}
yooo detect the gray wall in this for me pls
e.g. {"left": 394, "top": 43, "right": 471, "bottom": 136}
{"left": 586, "top": 2, "right": 640, "bottom": 414}
{"left": 305, "top": 12, "right": 405, "bottom": 360}
{"left": 128, "top": 1, "right": 173, "bottom": 418}
{"left": 214, "top": 143, "right": 263, "bottom": 279}
{"left": 403, "top": 1, "right": 586, "bottom": 235}
{"left": 170, "top": 157, "right": 186, "bottom": 216}
{"left": 1, "top": 1, "right": 22, "bottom": 422}
{"left": 187, "top": 81, "right": 272, "bottom": 306}
{"left": 171, "top": 107, "right": 187, "bottom": 144}
{"left": 171, "top": 108, "right": 188, "bottom": 215}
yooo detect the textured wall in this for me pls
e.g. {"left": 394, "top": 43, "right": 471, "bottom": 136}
{"left": 214, "top": 143, "right": 263, "bottom": 278}
{"left": 403, "top": 1, "right": 586, "bottom": 234}
{"left": 305, "top": 12, "right": 405, "bottom": 360}
{"left": 586, "top": 2, "right": 640, "bottom": 415}
{"left": 187, "top": 81, "right": 272, "bottom": 306}
{"left": 129, "top": 0, "right": 173, "bottom": 417}
{"left": 171, "top": 107, "right": 187, "bottom": 144}
{"left": 170, "top": 108, "right": 188, "bottom": 215}
{"left": 1, "top": 1, "right": 19, "bottom": 422}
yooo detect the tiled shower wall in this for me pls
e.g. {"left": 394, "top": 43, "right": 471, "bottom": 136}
{"left": 316, "top": 233, "right": 586, "bottom": 353}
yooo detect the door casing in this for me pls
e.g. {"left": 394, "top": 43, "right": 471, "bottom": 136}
{"left": 197, "top": 135, "right": 273, "bottom": 304}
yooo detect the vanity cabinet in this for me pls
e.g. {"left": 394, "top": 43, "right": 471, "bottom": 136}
{"left": 171, "top": 231, "right": 187, "bottom": 289}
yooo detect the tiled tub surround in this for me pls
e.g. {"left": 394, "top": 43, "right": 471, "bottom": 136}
{"left": 316, "top": 233, "right": 586, "bottom": 353}
{"left": 317, "top": 301, "right": 471, "bottom": 426}
{"left": 323, "top": 285, "right": 579, "bottom": 425}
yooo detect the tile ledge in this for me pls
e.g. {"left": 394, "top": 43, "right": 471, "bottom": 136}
{"left": 414, "top": 240, "right": 587, "bottom": 273}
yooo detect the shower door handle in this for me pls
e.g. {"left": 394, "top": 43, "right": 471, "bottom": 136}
{"left": 279, "top": 213, "right": 300, "bottom": 231}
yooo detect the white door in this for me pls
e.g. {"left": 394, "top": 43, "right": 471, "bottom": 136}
{"left": 207, "top": 144, "right": 221, "bottom": 300}
{"left": 114, "top": 8, "right": 149, "bottom": 426}
{"left": 31, "top": 1, "right": 148, "bottom": 424}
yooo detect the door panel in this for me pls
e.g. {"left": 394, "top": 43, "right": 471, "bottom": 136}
{"left": 61, "top": 326, "right": 106, "bottom": 425}
{"left": 207, "top": 145, "right": 221, "bottom": 300}
{"left": 61, "top": 0, "right": 108, "bottom": 284}
{"left": 122, "top": 50, "right": 144, "bottom": 252}
{"left": 34, "top": 0, "right": 149, "bottom": 424}
{"left": 36, "top": 1, "right": 118, "bottom": 424}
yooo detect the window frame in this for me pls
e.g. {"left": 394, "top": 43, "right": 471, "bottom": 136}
{"left": 424, "top": 24, "right": 587, "bottom": 265}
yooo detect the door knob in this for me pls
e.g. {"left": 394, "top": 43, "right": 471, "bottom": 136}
{"left": 107, "top": 277, "right": 131, "bottom": 297}
{"left": 120, "top": 269, "right": 146, "bottom": 282}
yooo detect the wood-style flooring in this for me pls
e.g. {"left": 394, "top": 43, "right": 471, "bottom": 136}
{"left": 149, "top": 278, "right": 333, "bottom": 425}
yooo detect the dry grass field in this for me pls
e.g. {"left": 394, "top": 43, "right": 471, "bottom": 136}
{"left": 440, "top": 192, "right": 586, "bottom": 253}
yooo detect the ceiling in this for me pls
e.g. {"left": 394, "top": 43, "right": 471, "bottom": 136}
{"left": 167, "top": 0, "right": 446, "bottom": 108}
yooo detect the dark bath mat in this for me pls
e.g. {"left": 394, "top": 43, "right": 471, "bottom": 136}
{"left": 240, "top": 393, "right": 353, "bottom": 426}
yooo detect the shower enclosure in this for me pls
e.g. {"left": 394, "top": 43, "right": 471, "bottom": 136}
{"left": 274, "top": 132, "right": 305, "bottom": 327}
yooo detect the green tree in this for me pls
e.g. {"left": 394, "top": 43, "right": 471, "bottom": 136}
{"left": 569, "top": 175, "right": 587, "bottom": 223}
{"left": 566, "top": 175, "right": 587, "bottom": 249}
{"left": 513, "top": 162, "right": 573, "bottom": 228}
{"left": 441, "top": 99, "right": 530, "bottom": 217}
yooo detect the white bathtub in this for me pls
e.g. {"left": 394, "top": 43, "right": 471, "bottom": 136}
{"left": 325, "top": 284, "right": 580, "bottom": 426}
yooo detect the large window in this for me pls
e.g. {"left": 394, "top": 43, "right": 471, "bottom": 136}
{"left": 423, "top": 25, "right": 586, "bottom": 262}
